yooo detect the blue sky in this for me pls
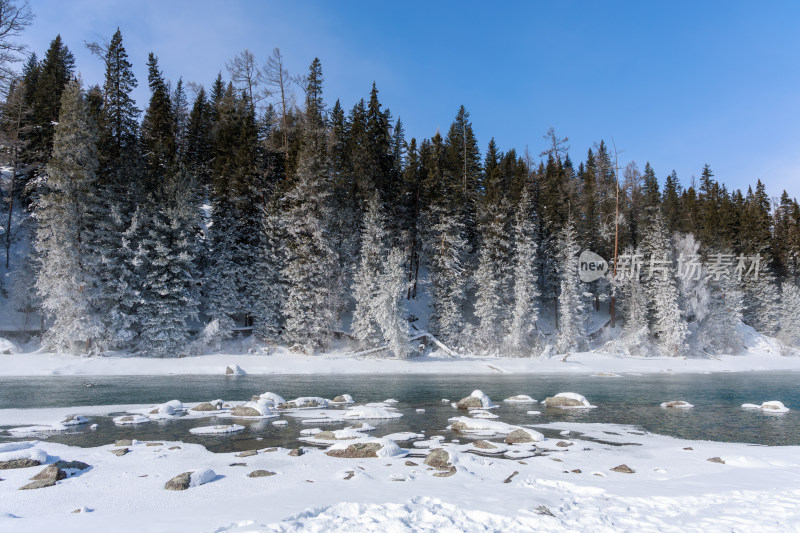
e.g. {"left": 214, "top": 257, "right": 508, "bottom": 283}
{"left": 18, "top": 0, "right": 800, "bottom": 200}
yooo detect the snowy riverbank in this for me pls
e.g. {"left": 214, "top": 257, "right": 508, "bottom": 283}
{"left": 1, "top": 346, "right": 800, "bottom": 377}
{"left": 1, "top": 421, "right": 798, "bottom": 532}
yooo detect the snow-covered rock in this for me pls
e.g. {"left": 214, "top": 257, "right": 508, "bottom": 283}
{"left": 660, "top": 400, "right": 694, "bottom": 409}
{"left": 257, "top": 392, "right": 286, "bottom": 407}
{"left": 60, "top": 415, "right": 90, "bottom": 425}
{"left": 742, "top": 401, "right": 790, "bottom": 414}
{"left": 279, "top": 397, "right": 330, "bottom": 409}
{"left": 331, "top": 394, "right": 354, "bottom": 404}
{"left": 230, "top": 402, "right": 276, "bottom": 418}
{"left": 113, "top": 414, "right": 150, "bottom": 425}
{"left": 469, "top": 410, "right": 499, "bottom": 419}
{"left": 326, "top": 437, "right": 406, "bottom": 458}
{"left": 544, "top": 392, "right": 595, "bottom": 408}
{"left": 456, "top": 390, "right": 498, "bottom": 410}
{"left": 503, "top": 395, "right": 537, "bottom": 403}
{"left": 0, "top": 445, "right": 47, "bottom": 464}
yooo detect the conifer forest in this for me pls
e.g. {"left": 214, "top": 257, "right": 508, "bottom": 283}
{"left": 2, "top": 23, "right": 800, "bottom": 359}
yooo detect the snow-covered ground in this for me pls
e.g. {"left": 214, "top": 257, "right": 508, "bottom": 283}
{"left": 1, "top": 420, "right": 798, "bottom": 532}
{"left": 1, "top": 345, "right": 799, "bottom": 376}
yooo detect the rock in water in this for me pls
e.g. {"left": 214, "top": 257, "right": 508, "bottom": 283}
{"left": 190, "top": 402, "right": 217, "bottom": 412}
{"left": 230, "top": 406, "right": 262, "bottom": 417}
{"left": 456, "top": 396, "right": 483, "bottom": 409}
{"left": 544, "top": 395, "right": 586, "bottom": 407}
{"left": 164, "top": 472, "right": 192, "bottom": 491}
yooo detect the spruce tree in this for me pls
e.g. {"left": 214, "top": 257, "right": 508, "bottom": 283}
{"left": 374, "top": 246, "right": 410, "bottom": 358}
{"left": 351, "top": 193, "right": 388, "bottom": 345}
{"left": 555, "top": 217, "right": 585, "bottom": 354}
{"left": 507, "top": 190, "right": 540, "bottom": 355}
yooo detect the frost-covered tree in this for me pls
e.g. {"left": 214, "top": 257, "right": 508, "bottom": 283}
{"left": 424, "top": 204, "right": 469, "bottom": 346}
{"left": 779, "top": 281, "right": 800, "bottom": 348}
{"left": 133, "top": 175, "right": 200, "bottom": 356}
{"left": 642, "top": 212, "right": 687, "bottom": 356}
{"left": 34, "top": 80, "right": 103, "bottom": 352}
{"left": 474, "top": 200, "right": 512, "bottom": 350}
{"left": 205, "top": 198, "right": 240, "bottom": 338}
{"left": 743, "top": 265, "right": 780, "bottom": 336}
{"left": 507, "top": 190, "right": 540, "bottom": 354}
{"left": 556, "top": 218, "right": 585, "bottom": 354}
{"left": 375, "top": 247, "right": 410, "bottom": 358}
{"left": 351, "top": 192, "right": 387, "bottom": 345}
{"left": 252, "top": 208, "right": 285, "bottom": 343}
{"left": 702, "top": 266, "right": 744, "bottom": 354}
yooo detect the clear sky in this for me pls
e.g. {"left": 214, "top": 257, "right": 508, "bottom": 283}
{"left": 17, "top": 0, "right": 800, "bottom": 200}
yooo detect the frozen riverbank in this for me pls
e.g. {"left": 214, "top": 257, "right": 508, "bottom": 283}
{"left": 1, "top": 421, "right": 798, "bottom": 532}
{"left": 1, "top": 347, "right": 800, "bottom": 377}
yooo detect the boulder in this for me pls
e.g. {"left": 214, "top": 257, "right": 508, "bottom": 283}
{"left": 505, "top": 429, "right": 535, "bottom": 444}
{"left": 456, "top": 396, "right": 483, "bottom": 409}
{"left": 473, "top": 440, "right": 498, "bottom": 450}
{"left": 450, "top": 421, "right": 469, "bottom": 432}
{"left": 325, "top": 442, "right": 382, "bottom": 459}
{"left": 19, "top": 479, "right": 56, "bottom": 490}
{"left": 556, "top": 441, "right": 573, "bottom": 448}
{"left": 114, "top": 439, "right": 133, "bottom": 447}
{"left": 53, "top": 460, "right": 89, "bottom": 472}
{"left": 314, "top": 431, "right": 337, "bottom": 440}
{"left": 288, "top": 448, "right": 304, "bottom": 457}
{"left": 423, "top": 448, "right": 451, "bottom": 469}
{"left": 433, "top": 466, "right": 457, "bottom": 477}
{"left": 190, "top": 402, "right": 217, "bottom": 412}
{"left": 109, "top": 448, "right": 129, "bottom": 456}
{"left": 707, "top": 457, "right": 725, "bottom": 464}
{"left": 146, "top": 443, "right": 164, "bottom": 447}
{"left": 164, "top": 472, "right": 192, "bottom": 491}
{"left": 0, "top": 459, "right": 42, "bottom": 470}
{"left": 225, "top": 365, "right": 246, "bottom": 375}
{"left": 230, "top": 406, "right": 262, "bottom": 417}
{"left": 248, "top": 470, "right": 276, "bottom": 478}
{"left": 31, "top": 465, "right": 66, "bottom": 482}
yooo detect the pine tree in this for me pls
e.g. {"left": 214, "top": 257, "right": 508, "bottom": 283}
{"left": 281, "top": 58, "right": 339, "bottom": 352}
{"left": 141, "top": 53, "right": 176, "bottom": 191}
{"left": 34, "top": 80, "right": 103, "bottom": 352}
{"left": 507, "top": 190, "right": 540, "bottom": 355}
{"left": 615, "top": 245, "right": 649, "bottom": 355}
{"left": 702, "top": 263, "right": 744, "bottom": 354}
{"left": 252, "top": 206, "right": 285, "bottom": 343}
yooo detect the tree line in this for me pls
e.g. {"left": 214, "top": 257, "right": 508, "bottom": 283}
{"left": 2, "top": 29, "right": 800, "bottom": 357}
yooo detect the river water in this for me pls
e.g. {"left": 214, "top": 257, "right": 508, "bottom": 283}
{"left": 1, "top": 372, "right": 798, "bottom": 452}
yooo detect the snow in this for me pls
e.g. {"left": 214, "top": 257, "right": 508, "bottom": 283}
{"left": 0, "top": 337, "right": 18, "bottom": 354}
{"left": 0, "top": 445, "right": 47, "bottom": 464}
{"left": 467, "top": 389, "right": 498, "bottom": 409}
{"left": 343, "top": 406, "right": 403, "bottom": 420}
{"left": 448, "top": 416, "right": 544, "bottom": 441}
{"left": 257, "top": 392, "right": 286, "bottom": 406}
{"left": 112, "top": 414, "right": 150, "bottom": 425}
{"left": 188, "top": 424, "right": 245, "bottom": 435}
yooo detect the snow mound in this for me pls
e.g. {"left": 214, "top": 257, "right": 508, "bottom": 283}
{"left": 113, "top": 414, "right": 150, "bottom": 425}
{"left": 282, "top": 397, "right": 330, "bottom": 409}
{"left": 469, "top": 390, "right": 498, "bottom": 409}
{"left": 189, "top": 424, "right": 245, "bottom": 435}
{"left": 7, "top": 424, "right": 75, "bottom": 436}
{"left": 330, "top": 394, "right": 354, "bottom": 404}
{"left": 742, "top": 401, "right": 790, "bottom": 414}
{"left": 0, "top": 445, "right": 47, "bottom": 464}
{"left": 660, "top": 401, "right": 694, "bottom": 409}
{"left": 0, "top": 337, "right": 18, "bottom": 354}
{"left": 61, "top": 415, "right": 90, "bottom": 425}
{"left": 470, "top": 410, "right": 499, "bottom": 419}
{"left": 189, "top": 468, "right": 216, "bottom": 487}
{"left": 343, "top": 406, "right": 403, "bottom": 420}
{"left": 272, "top": 420, "right": 288, "bottom": 426}
{"left": 257, "top": 392, "right": 286, "bottom": 407}
{"left": 0, "top": 441, "right": 38, "bottom": 453}
{"left": 260, "top": 496, "right": 538, "bottom": 532}
{"left": 503, "top": 395, "right": 537, "bottom": 403}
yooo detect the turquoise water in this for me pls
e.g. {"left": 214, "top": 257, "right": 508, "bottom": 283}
{"left": 1, "top": 372, "right": 798, "bottom": 451}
